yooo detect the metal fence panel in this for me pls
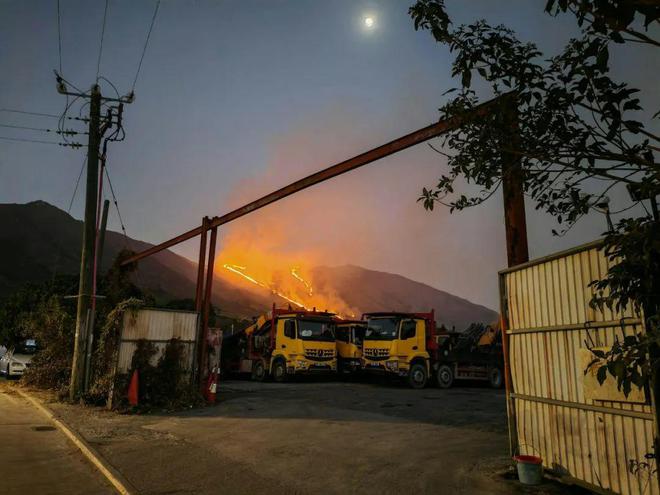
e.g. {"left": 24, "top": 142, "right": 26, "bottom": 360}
{"left": 501, "top": 241, "right": 657, "bottom": 495}
{"left": 117, "top": 308, "right": 198, "bottom": 374}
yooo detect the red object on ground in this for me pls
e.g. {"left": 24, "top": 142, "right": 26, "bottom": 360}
{"left": 513, "top": 455, "right": 543, "bottom": 465}
{"left": 127, "top": 370, "right": 139, "bottom": 406}
{"left": 205, "top": 368, "right": 217, "bottom": 403}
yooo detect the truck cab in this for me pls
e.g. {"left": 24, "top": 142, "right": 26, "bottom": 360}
{"left": 242, "top": 306, "right": 337, "bottom": 382}
{"left": 335, "top": 320, "right": 366, "bottom": 374}
{"left": 361, "top": 311, "right": 436, "bottom": 389}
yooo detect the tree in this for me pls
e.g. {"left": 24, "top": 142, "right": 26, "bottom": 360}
{"left": 409, "top": 0, "right": 659, "bottom": 395}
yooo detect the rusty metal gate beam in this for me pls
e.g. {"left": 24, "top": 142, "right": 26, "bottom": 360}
{"left": 121, "top": 94, "right": 511, "bottom": 267}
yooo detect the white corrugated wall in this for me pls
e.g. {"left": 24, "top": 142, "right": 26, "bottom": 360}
{"left": 118, "top": 308, "right": 199, "bottom": 374}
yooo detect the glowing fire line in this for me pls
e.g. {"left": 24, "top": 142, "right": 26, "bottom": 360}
{"left": 223, "top": 263, "right": 307, "bottom": 309}
{"left": 291, "top": 267, "right": 313, "bottom": 296}
{"left": 222, "top": 263, "right": 355, "bottom": 319}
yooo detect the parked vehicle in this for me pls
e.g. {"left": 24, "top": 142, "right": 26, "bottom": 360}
{"left": 335, "top": 319, "right": 366, "bottom": 374}
{"left": 434, "top": 323, "right": 503, "bottom": 389}
{"left": 223, "top": 305, "right": 337, "bottom": 382}
{"left": 0, "top": 339, "right": 37, "bottom": 379}
{"left": 361, "top": 311, "right": 437, "bottom": 389}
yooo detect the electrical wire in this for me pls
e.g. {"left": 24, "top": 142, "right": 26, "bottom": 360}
{"left": 50, "top": 156, "right": 88, "bottom": 285}
{"left": 131, "top": 0, "right": 161, "bottom": 92}
{"left": 0, "top": 108, "right": 61, "bottom": 119}
{"left": 0, "top": 136, "right": 67, "bottom": 146}
{"left": 0, "top": 108, "right": 89, "bottom": 121}
{"left": 98, "top": 76, "right": 120, "bottom": 99}
{"left": 67, "top": 156, "right": 87, "bottom": 213}
{"left": 56, "top": 0, "right": 63, "bottom": 74}
{"left": 104, "top": 165, "right": 129, "bottom": 245}
{"left": 0, "top": 123, "right": 53, "bottom": 132}
{"left": 96, "top": 0, "right": 109, "bottom": 83}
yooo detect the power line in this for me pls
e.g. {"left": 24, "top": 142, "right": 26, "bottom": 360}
{"left": 1, "top": 108, "right": 60, "bottom": 118}
{"left": 132, "top": 0, "right": 161, "bottom": 92}
{"left": 0, "top": 108, "right": 89, "bottom": 122}
{"left": 104, "top": 165, "right": 129, "bottom": 244}
{"left": 0, "top": 135, "right": 83, "bottom": 147}
{"left": 96, "top": 0, "right": 109, "bottom": 83}
{"left": 0, "top": 123, "right": 53, "bottom": 132}
{"left": 50, "top": 156, "right": 88, "bottom": 286}
{"left": 57, "top": 0, "right": 63, "bottom": 74}
{"left": 67, "top": 156, "right": 87, "bottom": 213}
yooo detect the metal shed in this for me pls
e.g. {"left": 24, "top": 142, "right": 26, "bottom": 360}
{"left": 117, "top": 307, "right": 199, "bottom": 374}
{"left": 500, "top": 240, "right": 658, "bottom": 495}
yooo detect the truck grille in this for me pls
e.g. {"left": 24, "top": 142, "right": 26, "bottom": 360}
{"left": 364, "top": 348, "right": 389, "bottom": 360}
{"left": 304, "top": 349, "right": 334, "bottom": 362}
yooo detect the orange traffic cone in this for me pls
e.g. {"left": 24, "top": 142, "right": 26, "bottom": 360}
{"left": 127, "top": 370, "right": 139, "bottom": 406}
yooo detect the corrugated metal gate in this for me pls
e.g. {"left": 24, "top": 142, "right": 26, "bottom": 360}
{"left": 500, "top": 240, "right": 658, "bottom": 495}
{"left": 117, "top": 307, "right": 199, "bottom": 375}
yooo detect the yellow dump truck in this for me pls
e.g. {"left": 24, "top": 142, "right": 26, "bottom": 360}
{"left": 361, "top": 311, "right": 437, "bottom": 389}
{"left": 224, "top": 305, "right": 337, "bottom": 382}
{"left": 334, "top": 319, "right": 366, "bottom": 374}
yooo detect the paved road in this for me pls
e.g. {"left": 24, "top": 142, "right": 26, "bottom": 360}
{"left": 47, "top": 379, "right": 579, "bottom": 494}
{"left": 0, "top": 381, "right": 114, "bottom": 495}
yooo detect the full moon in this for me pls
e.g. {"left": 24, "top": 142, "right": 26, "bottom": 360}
{"left": 364, "top": 17, "right": 375, "bottom": 28}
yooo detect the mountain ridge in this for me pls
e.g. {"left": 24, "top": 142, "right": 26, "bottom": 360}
{"left": 0, "top": 201, "right": 497, "bottom": 328}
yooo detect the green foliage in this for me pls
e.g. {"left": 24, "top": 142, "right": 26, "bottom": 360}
{"left": 409, "top": 1, "right": 659, "bottom": 396}
{"left": 22, "top": 296, "right": 76, "bottom": 393}
{"left": 584, "top": 330, "right": 653, "bottom": 397}
{"left": 121, "top": 337, "right": 202, "bottom": 411}
{"left": 85, "top": 298, "right": 144, "bottom": 404}
{"left": 0, "top": 275, "right": 77, "bottom": 348}
{"left": 591, "top": 218, "right": 660, "bottom": 315}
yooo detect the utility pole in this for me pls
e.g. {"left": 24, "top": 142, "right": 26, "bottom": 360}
{"left": 56, "top": 73, "right": 134, "bottom": 401}
{"left": 501, "top": 96, "right": 529, "bottom": 268}
{"left": 70, "top": 84, "right": 102, "bottom": 400}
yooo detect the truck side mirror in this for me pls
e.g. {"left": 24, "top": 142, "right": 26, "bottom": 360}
{"left": 401, "top": 320, "right": 416, "bottom": 339}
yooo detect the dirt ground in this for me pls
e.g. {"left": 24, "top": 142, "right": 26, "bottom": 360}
{"left": 15, "top": 377, "right": 589, "bottom": 495}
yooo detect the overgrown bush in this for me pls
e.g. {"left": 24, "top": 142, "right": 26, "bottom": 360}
{"left": 22, "top": 296, "right": 75, "bottom": 395}
{"left": 117, "top": 337, "right": 203, "bottom": 411}
{"left": 84, "top": 298, "right": 144, "bottom": 404}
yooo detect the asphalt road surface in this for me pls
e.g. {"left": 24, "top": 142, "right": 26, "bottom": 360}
{"left": 0, "top": 380, "right": 113, "bottom": 495}
{"left": 42, "top": 378, "right": 582, "bottom": 495}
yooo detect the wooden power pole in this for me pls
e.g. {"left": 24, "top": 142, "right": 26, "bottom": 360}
{"left": 56, "top": 73, "right": 134, "bottom": 400}
{"left": 70, "top": 84, "right": 102, "bottom": 400}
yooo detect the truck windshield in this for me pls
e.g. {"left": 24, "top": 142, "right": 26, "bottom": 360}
{"left": 353, "top": 325, "right": 366, "bottom": 346}
{"left": 365, "top": 318, "right": 399, "bottom": 340}
{"left": 298, "top": 320, "right": 335, "bottom": 341}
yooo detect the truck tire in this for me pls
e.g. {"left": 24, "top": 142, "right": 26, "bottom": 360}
{"left": 489, "top": 367, "right": 504, "bottom": 389}
{"left": 408, "top": 362, "right": 428, "bottom": 389}
{"left": 272, "top": 359, "right": 287, "bottom": 383}
{"left": 251, "top": 360, "right": 266, "bottom": 382}
{"left": 436, "top": 364, "right": 453, "bottom": 389}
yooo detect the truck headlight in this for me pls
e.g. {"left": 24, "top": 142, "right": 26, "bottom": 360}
{"left": 385, "top": 360, "right": 398, "bottom": 371}
{"left": 296, "top": 360, "right": 307, "bottom": 368}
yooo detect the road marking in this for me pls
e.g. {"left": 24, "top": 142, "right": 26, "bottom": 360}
{"left": 16, "top": 389, "right": 134, "bottom": 495}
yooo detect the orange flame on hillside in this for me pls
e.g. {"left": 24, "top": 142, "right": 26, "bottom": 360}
{"left": 216, "top": 237, "right": 357, "bottom": 318}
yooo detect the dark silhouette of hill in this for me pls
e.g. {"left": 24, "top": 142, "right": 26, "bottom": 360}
{"left": 0, "top": 201, "right": 497, "bottom": 327}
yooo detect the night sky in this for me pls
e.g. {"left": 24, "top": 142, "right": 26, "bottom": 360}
{"left": 1, "top": 1, "right": 658, "bottom": 309}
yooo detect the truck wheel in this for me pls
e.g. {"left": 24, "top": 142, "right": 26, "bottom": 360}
{"left": 272, "top": 359, "right": 287, "bottom": 383}
{"left": 251, "top": 360, "right": 266, "bottom": 382}
{"left": 408, "top": 363, "right": 428, "bottom": 389}
{"left": 436, "top": 364, "right": 453, "bottom": 389}
{"left": 489, "top": 367, "right": 504, "bottom": 389}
